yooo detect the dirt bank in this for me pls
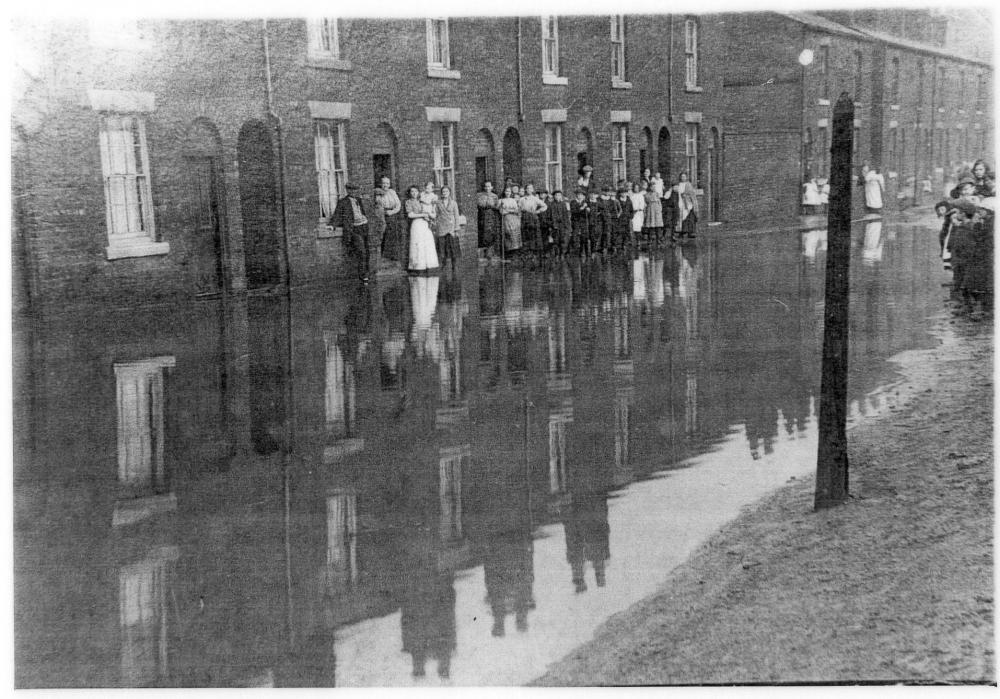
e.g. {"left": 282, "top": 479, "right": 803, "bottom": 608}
{"left": 534, "top": 313, "right": 993, "bottom": 685}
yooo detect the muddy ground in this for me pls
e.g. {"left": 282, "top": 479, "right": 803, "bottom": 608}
{"left": 534, "top": 311, "right": 993, "bottom": 685}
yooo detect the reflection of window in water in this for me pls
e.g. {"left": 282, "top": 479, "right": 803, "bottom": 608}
{"left": 613, "top": 297, "right": 631, "bottom": 359}
{"left": 614, "top": 387, "right": 632, "bottom": 470}
{"left": 324, "top": 332, "right": 355, "bottom": 438}
{"left": 439, "top": 446, "right": 468, "bottom": 542}
{"left": 549, "top": 413, "right": 568, "bottom": 494}
{"left": 548, "top": 311, "right": 566, "bottom": 373}
{"left": 115, "top": 357, "right": 175, "bottom": 494}
{"left": 119, "top": 546, "right": 178, "bottom": 687}
{"left": 380, "top": 332, "right": 406, "bottom": 390}
{"left": 325, "top": 491, "right": 358, "bottom": 588}
{"left": 685, "top": 368, "right": 698, "bottom": 436}
{"left": 438, "top": 333, "right": 462, "bottom": 402}
{"left": 678, "top": 261, "right": 699, "bottom": 341}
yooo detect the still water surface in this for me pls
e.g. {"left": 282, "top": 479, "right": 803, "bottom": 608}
{"left": 14, "top": 218, "right": 944, "bottom": 686}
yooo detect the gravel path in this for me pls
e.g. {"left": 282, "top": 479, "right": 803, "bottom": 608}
{"left": 534, "top": 313, "right": 993, "bottom": 685}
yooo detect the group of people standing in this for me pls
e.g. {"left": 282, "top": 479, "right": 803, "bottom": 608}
{"left": 476, "top": 167, "right": 701, "bottom": 263}
{"left": 935, "top": 158, "right": 995, "bottom": 317}
{"left": 332, "top": 176, "right": 464, "bottom": 282}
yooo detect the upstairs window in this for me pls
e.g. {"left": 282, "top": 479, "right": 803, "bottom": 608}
{"left": 820, "top": 46, "right": 830, "bottom": 100}
{"left": 685, "top": 18, "right": 699, "bottom": 89}
{"left": 854, "top": 50, "right": 863, "bottom": 102}
{"left": 432, "top": 122, "right": 456, "bottom": 192}
{"left": 542, "top": 16, "right": 559, "bottom": 77}
{"left": 611, "top": 15, "right": 626, "bottom": 82}
{"left": 314, "top": 120, "right": 348, "bottom": 220}
{"left": 99, "top": 115, "right": 156, "bottom": 242}
{"left": 427, "top": 18, "right": 450, "bottom": 69}
{"left": 307, "top": 18, "right": 340, "bottom": 59}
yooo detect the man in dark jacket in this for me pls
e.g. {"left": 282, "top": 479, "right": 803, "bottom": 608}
{"left": 332, "top": 182, "right": 370, "bottom": 282}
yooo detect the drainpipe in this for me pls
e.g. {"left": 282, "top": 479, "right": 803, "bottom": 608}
{"left": 262, "top": 19, "right": 297, "bottom": 648}
{"left": 667, "top": 15, "right": 674, "bottom": 121}
{"left": 516, "top": 17, "right": 524, "bottom": 123}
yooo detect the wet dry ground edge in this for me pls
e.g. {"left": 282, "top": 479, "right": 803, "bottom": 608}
{"left": 534, "top": 313, "right": 994, "bottom": 685}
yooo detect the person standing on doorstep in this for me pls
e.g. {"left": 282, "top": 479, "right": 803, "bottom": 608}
{"left": 577, "top": 164, "right": 594, "bottom": 195}
{"left": 550, "top": 190, "right": 573, "bottom": 258}
{"left": 570, "top": 189, "right": 590, "bottom": 257}
{"left": 332, "top": 182, "right": 372, "bottom": 282}
{"left": 519, "top": 183, "right": 548, "bottom": 260}
{"left": 628, "top": 181, "right": 647, "bottom": 248}
{"left": 435, "top": 185, "right": 462, "bottom": 273}
{"left": 672, "top": 172, "right": 699, "bottom": 240}
{"left": 643, "top": 178, "right": 664, "bottom": 246}
{"left": 379, "top": 176, "right": 403, "bottom": 265}
{"left": 371, "top": 185, "right": 387, "bottom": 269}
{"left": 498, "top": 185, "right": 523, "bottom": 258}
{"left": 613, "top": 188, "right": 632, "bottom": 256}
{"left": 861, "top": 162, "right": 886, "bottom": 215}
{"left": 596, "top": 186, "right": 615, "bottom": 255}
{"left": 586, "top": 190, "right": 601, "bottom": 257}
{"left": 476, "top": 180, "right": 502, "bottom": 262}
{"left": 405, "top": 185, "right": 440, "bottom": 275}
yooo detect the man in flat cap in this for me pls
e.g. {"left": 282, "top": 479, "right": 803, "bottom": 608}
{"left": 332, "top": 182, "right": 371, "bottom": 282}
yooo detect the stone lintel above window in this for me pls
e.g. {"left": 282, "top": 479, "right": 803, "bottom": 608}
{"left": 425, "top": 106, "right": 461, "bottom": 122}
{"left": 541, "top": 109, "right": 567, "bottom": 123}
{"left": 611, "top": 78, "right": 633, "bottom": 90}
{"left": 88, "top": 89, "right": 155, "bottom": 113}
{"left": 308, "top": 101, "right": 352, "bottom": 120}
{"left": 610, "top": 110, "right": 632, "bottom": 123}
{"left": 543, "top": 74, "right": 569, "bottom": 86}
{"left": 684, "top": 111, "right": 703, "bottom": 123}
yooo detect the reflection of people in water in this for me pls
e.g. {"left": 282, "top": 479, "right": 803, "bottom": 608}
{"left": 483, "top": 531, "right": 536, "bottom": 636}
{"left": 400, "top": 551, "right": 457, "bottom": 679}
{"left": 563, "top": 492, "right": 610, "bottom": 593}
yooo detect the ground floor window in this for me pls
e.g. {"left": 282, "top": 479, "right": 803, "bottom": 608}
{"left": 433, "top": 122, "right": 456, "bottom": 192}
{"left": 544, "top": 123, "right": 563, "bottom": 192}
{"left": 314, "top": 120, "right": 348, "bottom": 218}
{"left": 612, "top": 124, "right": 627, "bottom": 183}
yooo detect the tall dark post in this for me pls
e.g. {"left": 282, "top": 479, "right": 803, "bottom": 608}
{"left": 815, "top": 92, "right": 854, "bottom": 510}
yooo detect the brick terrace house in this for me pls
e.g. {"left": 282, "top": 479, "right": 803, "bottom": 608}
{"left": 11, "top": 12, "right": 993, "bottom": 312}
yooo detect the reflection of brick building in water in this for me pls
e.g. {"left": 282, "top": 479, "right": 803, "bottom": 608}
{"left": 12, "top": 12, "right": 991, "bottom": 313}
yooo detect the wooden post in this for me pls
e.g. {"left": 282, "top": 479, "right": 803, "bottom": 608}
{"left": 815, "top": 92, "right": 854, "bottom": 510}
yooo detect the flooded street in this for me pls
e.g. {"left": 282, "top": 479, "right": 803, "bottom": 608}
{"left": 14, "top": 217, "right": 947, "bottom": 687}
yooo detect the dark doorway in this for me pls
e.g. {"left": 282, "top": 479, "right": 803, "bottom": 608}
{"left": 639, "top": 149, "right": 648, "bottom": 178}
{"left": 475, "top": 157, "right": 490, "bottom": 191}
{"left": 658, "top": 127, "right": 672, "bottom": 183}
{"left": 474, "top": 128, "right": 496, "bottom": 191}
{"left": 237, "top": 120, "right": 282, "bottom": 290}
{"left": 502, "top": 127, "right": 523, "bottom": 185}
{"left": 373, "top": 153, "right": 393, "bottom": 188}
{"left": 575, "top": 127, "right": 593, "bottom": 176}
{"left": 189, "top": 156, "right": 224, "bottom": 295}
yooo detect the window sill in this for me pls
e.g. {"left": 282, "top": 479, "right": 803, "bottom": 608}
{"left": 112, "top": 492, "right": 177, "bottom": 527}
{"left": 306, "top": 56, "right": 353, "bottom": 71}
{"left": 106, "top": 240, "right": 170, "bottom": 260}
{"left": 890, "top": 104, "right": 900, "bottom": 111}
{"left": 323, "top": 437, "right": 366, "bottom": 463}
{"left": 685, "top": 85, "right": 704, "bottom": 93}
{"left": 611, "top": 78, "right": 633, "bottom": 89}
{"left": 818, "top": 98, "right": 830, "bottom": 106}
{"left": 543, "top": 74, "right": 568, "bottom": 86}
{"left": 938, "top": 107, "right": 945, "bottom": 113}
{"left": 427, "top": 67, "right": 461, "bottom": 80}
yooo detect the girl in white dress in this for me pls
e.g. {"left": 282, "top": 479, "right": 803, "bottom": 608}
{"left": 406, "top": 185, "right": 440, "bottom": 275}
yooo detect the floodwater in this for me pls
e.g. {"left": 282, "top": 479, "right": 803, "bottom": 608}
{"left": 14, "top": 216, "right": 946, "bottom": 687}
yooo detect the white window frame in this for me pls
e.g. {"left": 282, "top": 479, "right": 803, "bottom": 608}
{"left": 685, "top": 18, "right": 699, "bottom": 90}
{"left": 544, "top": 123, "right": 563, "bottom": 193}
{"left": 542, "top": 17, "right": 559, "bottom": 77}
{"left": 611, "top": 15, "right": 626, "bottom": 83}
{"left": 99, "top": 114, "right": 167, "bottom": 259}
{"left": 307, "top": 18, "right": 340, "bottom": 59}
{"left": 427, "top": 18, "right": 450, "bottom": 69}
{"left": 114, "top": 357, "right": 175, "bottom": 491}
{"left": 314, "top": 120, "right": 348, "bottom": 223}
{"left": 432, "top": 122, "right": 456, "bottom": 193}
{"left": 612, "top": 124, "right": 628, "bottom": 183}
{"left": 685, "top": 122, "right": 699, "bottom": 185}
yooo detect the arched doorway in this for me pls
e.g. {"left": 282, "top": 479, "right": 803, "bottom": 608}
{"left": 237, "top": 120, "right": 282, "bottom": 290}
{"left": 657, "top": 127, "right": 672, "bottom": 183}
{"left": 184, "top": 118, "right": 227, "bottom": 295}
{"left": 473, "top": 128, "right": 496, "bottom": 191}
{"left": 502, "top": 127, "right": 523, "bottom": 185}
{"left": 372, "top": 122, "right": 398, "bottom": 188}
{"left": 709, "top": 127, "right": 722, "bottom": 222}
{"left": 575, "top": 127, "right": 593, "bottom": 176}
{"left": 640, "top": 127, "right": 654, "bottom": 178}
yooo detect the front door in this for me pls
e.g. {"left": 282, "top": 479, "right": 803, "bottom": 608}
{"left": 189, "top": 156, "right": 224, "bottom": 294}
{"left": 373, "top": 153, "right": 393, "bottom": 188}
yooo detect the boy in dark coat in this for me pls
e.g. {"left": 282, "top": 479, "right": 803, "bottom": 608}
{"left": 549, "top": 190, "right": 573, "bottom": 258}
{"left": 331, "top": 182, "right": 371, "bottom": 281}
{"left": 570, "top": 189, "right": 590, "bottom": 257}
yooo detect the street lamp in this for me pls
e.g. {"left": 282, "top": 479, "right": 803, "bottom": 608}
{"left": 799, "top": 49, "right": 814, "bottom": 66}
